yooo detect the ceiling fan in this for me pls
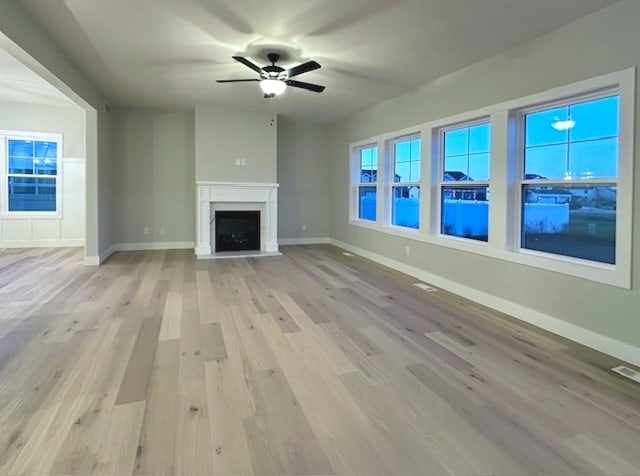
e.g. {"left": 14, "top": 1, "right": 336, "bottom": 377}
{"left": 217, "top": 53, "right": 326, "bottom": 98}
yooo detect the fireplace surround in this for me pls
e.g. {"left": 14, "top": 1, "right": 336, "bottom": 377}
{"left": 195, "top": 182, "right": 279, "bottom": 258}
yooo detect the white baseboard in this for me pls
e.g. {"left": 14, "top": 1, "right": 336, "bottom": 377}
{"left": 111, "top": 241, "right": 195, "bottom": 252}
{"left": 330, "top": 238, "right": 640, "bottom": 367}
{"left": 279, "top": 237, "right": 330, "bottom": 245}
{"left": 85, "top": 241, "right": 195, "bottom": 265}
{"left": 0, "top": 239, "right": 84, "bottom": 248}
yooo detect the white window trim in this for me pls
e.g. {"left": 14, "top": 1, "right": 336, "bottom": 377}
{"left": 0, "top": 130, "right": 64, "bottom": 219}
{"left": 348, "top": 67, "right": 635, "bottom": 288}
{"left": 389, "top": 133, "right": 421, "bottom": 230}
{"left": 509, "top": 75, "right": 632, "bottom": 288}
{"left": 350, "top": 143, "right": 379, "bottom": 225}
{"left": 514, "top": 89, "right": 620, "bottom": 256}
{"left": 355, "top": 144, "right": 378, "bottom": 223}
{"left": 437, "top": 117, "right": 491, "bottom": 243}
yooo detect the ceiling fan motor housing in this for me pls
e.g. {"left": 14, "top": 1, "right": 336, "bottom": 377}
{"left": 261, "top": 65, "right": 288, "bottom": 81}
{"left": 262, "top": 54, "right": 288, "bottom": 80}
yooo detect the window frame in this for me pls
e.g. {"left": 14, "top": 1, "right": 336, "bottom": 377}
{"left": 437, "top": 118, "right": 491, "bottom": 243}
{"left": 347, "top": 67, "right": 634, "bottom": 288}
{"left": 389, "top": 133, "right": 421, "bottom": 231}
{"left": 350, "top": 142, "right": 380, "bottom": 226}
{"left": 0, "top": 131, "right": 63, "bottom": 218}
{"left": 515, "top": 90, "right": 620, "bottom": 265}
{"left": 356, "top": 144, "right": 378, "bottom": 222}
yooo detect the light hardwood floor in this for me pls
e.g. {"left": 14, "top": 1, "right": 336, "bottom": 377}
{"left": 0, "top": 244, "right": 639, "bottom": 476}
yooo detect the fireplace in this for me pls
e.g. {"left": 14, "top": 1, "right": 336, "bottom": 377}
{"left": 215, "top": 210, "right": 260, "bottom": 252}
{"left": 195, "top": 182, "right": 279, "bottom": 258}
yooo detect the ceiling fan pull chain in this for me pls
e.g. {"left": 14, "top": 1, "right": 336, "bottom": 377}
{"left": 269, "top": 96, "right": 276, "bottom": 126}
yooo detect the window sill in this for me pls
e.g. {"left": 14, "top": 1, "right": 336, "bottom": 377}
{"left": 350, "top": 218, "right": 379, "bottom": 229}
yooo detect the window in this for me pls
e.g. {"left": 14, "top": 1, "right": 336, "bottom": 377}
{"left": 357, "top": 145, "right": 377, "bottom": 221}
{"left": 440, "top": 122, "right": 490, "bottom": 241}
{"left": 520, "top": 94, "right": 619, "bottom": 264}
{"left": 5, "top": 137, "right": 59, "bottom": 212}
{"left": 391, "top": 136, "right": 420, "bottom": 229}
{"left": 348, "top": 68, "right": 633, "bottom": 287}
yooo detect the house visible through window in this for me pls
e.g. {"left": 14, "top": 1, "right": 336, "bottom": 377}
{"left": 440, "top": 122, "right": 490, "bottom": 241}
{"left": 392, "top": 136, "right": 420, "bottom": 229}
{"left": 357, "top": 145, "right": 377, "bottom": 221}
{"left": 7, "top": 138, "right": 58, "bottom": 212}
{"left": 520, "top": 94, "right": 619, "bottom": 264}
{"left": 349, "top": 69, "right": 633, "bottom": 287}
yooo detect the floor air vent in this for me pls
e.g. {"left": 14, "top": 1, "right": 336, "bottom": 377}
{"left": 611, "top": 365, "right": 640, "bottom": 384}
{"left": 414, "top": 282, "right": 437, "bottom": 292}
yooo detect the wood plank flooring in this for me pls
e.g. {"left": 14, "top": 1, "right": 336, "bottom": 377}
{"left": 0, "top": 244, "right": 639, "bottom": 476}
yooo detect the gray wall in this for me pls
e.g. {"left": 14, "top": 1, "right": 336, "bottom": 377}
{"left": 329, "top": 0, "right": 640, "bottom": 348}
{"left": 112, "top": 107, "right": 195, "bottom": 244}
{"left": 96, "top": 108, "right": 114, "bottom": 254}
{"left": 195, "top": 106, "right": 277, "bottom": 183}
{"left": 0, "top": 101, "right": 85, "bottom": 156}
{"left": 277, "top": 117, "right": 331, "bottom": 240}
{"left": 0, "top": 0, "right": 114, "bottom": 260}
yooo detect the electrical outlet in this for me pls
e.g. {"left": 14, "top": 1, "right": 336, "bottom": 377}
{"left": 405, "top": 245, "right": 410, "bottom": 256}
{"left": 240, "top": 158, "right": 246, "bottom": 166}
{"left": 235, "top": 158, "right": 241, "bottom": 166}
{"left": 302, "top": 224, "right": 307, "bottom": 231}
{"left": 160, "top": 227, "right": 165, "bottom": 235}
{"left": 144, "top": 226, "right": 150, "bottom": 235}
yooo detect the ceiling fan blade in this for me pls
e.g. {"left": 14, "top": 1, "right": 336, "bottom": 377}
{"left": 287, "top": 60, "right": 321, "bottom": 79}
{"left": 232, "top": 56, "right": 263, "bottom": 74}
{"left": 286, "top": 79, "right": 325, "bottom": 93}
{"left": 216, "top": 79, "right": 260, "bottom": 83}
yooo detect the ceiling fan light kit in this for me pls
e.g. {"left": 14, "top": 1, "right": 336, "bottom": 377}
{"left": 260, "top": 78, "right": 287, "bottom": 96}
{"left": 217, "top": 52, "right": 325, "bottom": 98}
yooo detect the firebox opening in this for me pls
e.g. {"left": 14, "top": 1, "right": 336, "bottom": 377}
{"left": 215, "top": 210, "right": 260, "bottom": 252}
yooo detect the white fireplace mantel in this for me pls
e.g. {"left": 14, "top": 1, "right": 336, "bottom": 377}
{"left": 195, "top": 182, "right": 279, "bottom": 258}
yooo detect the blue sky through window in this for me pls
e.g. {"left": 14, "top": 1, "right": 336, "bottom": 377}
{"left": 360, "top": 146, "right": 377, "bottom": 170}
{"left": 524, "top": 96, "right": 619, "bottom": 179}
{"left": 394, "top": 138, "right": 420, "bottom": 182}
{"left": 444, "top": 123, "right": 490, "bottom": 181}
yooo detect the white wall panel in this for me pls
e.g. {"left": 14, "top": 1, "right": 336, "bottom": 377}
{"left": 0, "top": 158, "right": 85, "bottom": 247}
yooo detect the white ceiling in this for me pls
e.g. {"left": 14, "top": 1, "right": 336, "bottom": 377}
{"left": 6, "top": 0, "right": 620, "bottom": 121}
{"left": 0, "top": 48, "right": 74, "bottom": 107}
